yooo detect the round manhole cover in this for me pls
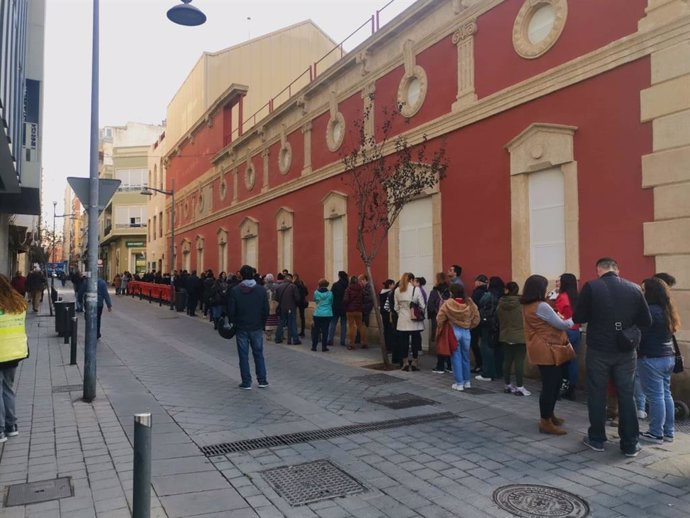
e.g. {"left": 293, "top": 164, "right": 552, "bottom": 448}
{"left": 493, "top": 484, "right": 590, "bottom": 518}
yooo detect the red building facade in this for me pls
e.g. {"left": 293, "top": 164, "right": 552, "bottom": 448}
{"left": 163, "top": 0, "right": 690, "bottom": 350}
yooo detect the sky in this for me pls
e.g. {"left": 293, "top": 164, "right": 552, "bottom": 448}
{"left": 42, "top": 0, "right": 418, "bottom": 219}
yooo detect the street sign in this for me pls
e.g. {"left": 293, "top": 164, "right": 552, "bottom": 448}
{"left": 97, "top": 259, "right": 103, "bottom": 267}
{"left": 67, "top": 177, "right": 121, "bottom": 212}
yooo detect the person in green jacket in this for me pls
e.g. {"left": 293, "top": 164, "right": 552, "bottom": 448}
{"left": 497, "top": 281, "right": 530, "bottom": 396}
{"left": 312, "top": 279, "right": 333, "bottom": 352}
{"left": 0, "top": 274, "right": 29, "bottom": 441}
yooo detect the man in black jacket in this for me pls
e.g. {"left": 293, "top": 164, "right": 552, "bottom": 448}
{"left": 327, "top": 271, "right": 349, "bottom": 346}
{"left": 574, "top": 257, "right": 651, "bottom": 457}
{"left": 228, "top": 265, "right": 269, "bottom": 389}
{"left": 469, "top": 274, "right": 488, "bottom": 373}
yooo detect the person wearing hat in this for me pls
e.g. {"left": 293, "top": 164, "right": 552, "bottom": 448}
{"left": 470, "top": 274, "right": 488, "bottom": 373}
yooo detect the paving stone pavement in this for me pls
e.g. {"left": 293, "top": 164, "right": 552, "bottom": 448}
{"left": 0, "top": 285, "right": 688, "bottom": 517}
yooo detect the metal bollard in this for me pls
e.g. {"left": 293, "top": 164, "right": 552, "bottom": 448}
{"left": 63, "top": 307, "right": 71, "bottom": 344}
{"left": 70, "top": 316, "right": 78, "bottom": 365}
{"left": 133, "top": 413, "right": 152, "bottom": 518}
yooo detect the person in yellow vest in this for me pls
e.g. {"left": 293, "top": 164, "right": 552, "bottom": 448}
{"left": 0, "top": 274, "right": 30, "bottom": 442}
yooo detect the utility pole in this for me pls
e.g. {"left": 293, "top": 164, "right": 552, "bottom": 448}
{"left": 83, "top": 0, "right": 100, "bottom": 403}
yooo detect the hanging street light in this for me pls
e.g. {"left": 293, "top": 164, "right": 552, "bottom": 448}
{"left": 167, "top": 0, "right": 207, "bottom": 27}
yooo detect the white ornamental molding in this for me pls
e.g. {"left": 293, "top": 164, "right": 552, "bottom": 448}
{"left": 397, "top": 39, "right": 428, "bottom": 118}
{"left": 513, "top": 0, "right": 568, "bottom": 59}
{"left": 244, "top": 151, "right": 256, "bottom": 191}
{"left": 326, "top": 90, "right": 346, "bottom": 152}
{"left": 356, "top": 49, "right": 371, "bottom": 76}
{"left": 278, "top": 124, "right": 293, "bottom": 175}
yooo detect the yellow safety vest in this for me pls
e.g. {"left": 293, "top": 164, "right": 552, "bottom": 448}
{"left": 0, "top": 310, "right": 28, "bottom": 363}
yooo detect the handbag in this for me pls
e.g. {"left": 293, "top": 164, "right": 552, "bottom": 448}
{"left": 217, "top": 315, "right": 237, "bottom": 339}
{"left": 672, "top": 335, "right": 684, "bottom": 374}
{"left": 409, "top": 287, "right": 425, "bottom": 322}
{"left": 548, "top": 340, "right": 576, "bottom": 366}
{"left": 601, "top": 281, "right": 641, "bottom": 352}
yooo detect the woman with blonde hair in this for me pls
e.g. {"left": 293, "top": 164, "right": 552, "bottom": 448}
{"left": 395, "top": 272, "right": 426, "bottom": 371}
{"left": 0, "top": 274, "right": 29, "bottom": 442}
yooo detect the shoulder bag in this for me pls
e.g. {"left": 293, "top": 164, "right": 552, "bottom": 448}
{"left": 217, "top": 315, "right": 236, "bottom": 339}
{"left": 601, "top": 280, "right": 641, "bottom": 352}
{"left": 409, "top": 287, "right": 426, "bottom": 322}
{"left": 673, "top": 335, "right": 684, "bottom": 374}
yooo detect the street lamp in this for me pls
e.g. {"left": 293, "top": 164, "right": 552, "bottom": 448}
{"left": 140, "top": 180, "right": 175, "bottom": 310}
{"left": 82, "top": 0, "right": 205, "bottom": 403}
{"left": 167, "top": 0, "right": 206, "bottom": 26}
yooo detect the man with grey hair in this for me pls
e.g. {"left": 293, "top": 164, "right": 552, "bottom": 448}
{"left": 574, "top": 257, "right": 651, "bottom": 457}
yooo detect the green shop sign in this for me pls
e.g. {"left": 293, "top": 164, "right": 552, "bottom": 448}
{"left": 126, "top": 241, "right": 145, "bottom": 248}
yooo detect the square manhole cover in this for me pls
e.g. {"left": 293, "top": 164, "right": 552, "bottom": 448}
{"left": 349, "top": 374, "right": 403, "bottom": 386}
{"left": 6, "top": 477, "right": 73, "bottom": 506}
{"left": 261, "top": 459, "right": 365, "bottom": 506}
{"left": 367, "top": 393, "right": 438, "bottom": 409}
{"left": 52, "top": 384, "right": 83, "bottom": 393}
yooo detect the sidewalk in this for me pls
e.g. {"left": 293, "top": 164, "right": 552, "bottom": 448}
{"left": 0, "top": 286, "right": 688, "bottom": 517}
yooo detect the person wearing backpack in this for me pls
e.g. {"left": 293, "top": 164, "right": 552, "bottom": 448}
{"left": 428, "top": 272, "right": 451, "bottom": 373}
{"left": 476, "top": 276, "right": 504, "bottom": 381}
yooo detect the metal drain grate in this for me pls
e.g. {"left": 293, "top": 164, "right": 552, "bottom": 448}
{"left": 52, "top": 384, "right": 83, "bottom": 393}
{"left": 201, "top": 411, "right": 457, "bottom": 456}
{"left": 261, "top": 459, "right": 365, "bottom": 506}
{"left": 367, "top": 393, "right": 438, "bottom": 409}
{"left": 5, "top": 478, "right": 73, "bottom": 506}
{"left": 349, "top": 373, "right": 403, "bottom": 386}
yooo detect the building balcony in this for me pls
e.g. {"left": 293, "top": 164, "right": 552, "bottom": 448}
{"left": 100, "top": 223, "right": 147, "bottom": 246}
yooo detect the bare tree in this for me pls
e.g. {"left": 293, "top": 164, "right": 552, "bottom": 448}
{"left": 342, "top": 101, "right": 448, "bottom": 366}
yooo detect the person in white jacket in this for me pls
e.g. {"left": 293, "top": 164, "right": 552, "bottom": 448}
{"left": 394, "top": 272, "right": 426, "bottom": 371}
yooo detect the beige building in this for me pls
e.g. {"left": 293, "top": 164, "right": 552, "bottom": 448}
{"left": 99, "top": 122, "right": 164, "bottom": 281}
{"left": 147, "top": 21, "right": 341, "bottom": 275}
{"left": 145, "top": 132, "right": 167, "bottom": 273}
{"left": 63, "top": 187, "right": 84, "bottom": 269}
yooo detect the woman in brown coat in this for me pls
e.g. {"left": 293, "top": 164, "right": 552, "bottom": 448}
{"left": 520, "top": 275, "right": 575, "bottom": 435}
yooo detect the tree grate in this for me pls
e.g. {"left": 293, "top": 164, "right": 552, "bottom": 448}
{"left": 200, "top": 411, "right": 457, "bottom": 456}
{"left": 349, "top": 373, "right": 403, "bottom": 386}
{"left": 367, "top": 393, "right": 438, "bottom": 409}
{"left": 261, "top": 459, "right": 365, "bottom": 506}
{"left": 51, "top": 384, "right": 83, "bottom": 393}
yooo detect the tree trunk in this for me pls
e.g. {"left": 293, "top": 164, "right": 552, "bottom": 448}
{"left": 365, "top": 262, "right": 390, "bottom": 367}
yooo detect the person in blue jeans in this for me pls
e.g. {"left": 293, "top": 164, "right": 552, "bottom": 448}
{"left": 311, "top": 279, "right": 333, "bottom": 352}
{"left": 435, "top": 283, "right": 480, "bottom": 392}
{"left": 228, "top": 265, "right": 269, "bottom": 390}
{"left": 274, "top": 274, "right": 301, "bottom": 345}
{"left": 637, "top": 277, "right": 680, "bottom": 444}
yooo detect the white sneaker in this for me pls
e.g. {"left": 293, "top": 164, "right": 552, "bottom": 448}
{"left": 504, "top": 384, "right": 515, "bottom": 394}
{"left": 514, "top": 386, "right": 531, "bottom": 396}
{"left": 637, "top": 410, "right": 648, "bottom": 419}
{"left": 463, "top": 381, "right": 471, "bottom": 389}
{"left": 475, "top": 375, "right": 493, "bottom": 381}
{"left": 451, "top": 383, "right": 464, "bottom": 391}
